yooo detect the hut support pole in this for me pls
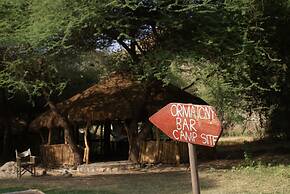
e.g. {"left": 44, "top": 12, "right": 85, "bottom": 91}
{"left": 64, "top": 129, "right": 68, "bottom": 144}
{"left": 100, "top": 125, "right": 104, "bottom": 155}
{"left": 83, "top": 123, "right": 90, "bottom": 164}
{"left": 39, "top": 132, "right": 45, "bottom": 144}
{"left": 47, "top": 129, "right": 51, "bottom": 145}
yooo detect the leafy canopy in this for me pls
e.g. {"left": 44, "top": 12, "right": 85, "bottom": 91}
{"left": 1, "top": 0, "right": 290, "bottom": 137}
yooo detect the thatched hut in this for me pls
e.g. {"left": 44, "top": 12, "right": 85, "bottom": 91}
{"left": 29, "top": 73, "right": 206, "bottom": 165}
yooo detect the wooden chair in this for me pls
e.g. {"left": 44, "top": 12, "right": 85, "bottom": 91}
{"left": 15, "top": 148, "right": 36, "bottom": 178}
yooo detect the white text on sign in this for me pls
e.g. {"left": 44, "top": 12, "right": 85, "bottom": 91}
{"left": 170, "top": 103, "right": 219, "bottom": 146}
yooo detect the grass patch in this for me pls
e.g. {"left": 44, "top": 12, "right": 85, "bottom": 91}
{"left": 0, "top": 163, "right": 289, "bottom": 194}
{"left": 202, "top": 164, "right": 290, "bottom": 194}
{"left": 44, "top": 189, "right": 116, "bottom": 194}
{"left": 0, "top": 187, "right": 28, "bottom": 193}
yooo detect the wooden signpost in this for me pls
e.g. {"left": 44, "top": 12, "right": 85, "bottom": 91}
{"left": 149, "top": 103, "right": 222, "bottom": 194}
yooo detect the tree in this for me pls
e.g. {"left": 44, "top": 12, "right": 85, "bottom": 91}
{"left": 2, "top": 0, "right": 290, "bottom": 164}
{"left": 6, "top": 0, "right": 225, "bottom": 163}
{"left": 0, "top": 0, "right": 98, "bottom": 164}
{"left": 248, "top": 0, "right": 290, "bottom": 138}
{"left": 211, "top": 0, "right": 290, "bottom": 138}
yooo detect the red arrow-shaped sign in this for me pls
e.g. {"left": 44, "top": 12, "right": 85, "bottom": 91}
{"left": 149, "top": 103, "right": 222, "bottom": 147}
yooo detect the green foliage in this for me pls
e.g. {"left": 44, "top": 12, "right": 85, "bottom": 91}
{"left": 0, "top": 0, "right": 110, "bottom": 101}
{"left": 0, "top": 0, "right": 29, "bottom": 45}
{"left": 0, "top": 55, "right": 66, "bottom": 101}
{"left": 156, "top": 52, "right": 246, "bottom": 130}
{"left": 0, "top": 0, "right": 290, "bottom": 138}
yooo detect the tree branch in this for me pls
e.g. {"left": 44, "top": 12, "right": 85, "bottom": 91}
{"left": 151, "top": 23, "right": 159, "bottom": 42}
{"left": 117, "top": 39, "right": 138, "bottom": 62}
{"left": 133, "top": 40, "right": 145, "bottom": 55}
{"left": 182, "top": 81, "right": 195, "bottom": 91}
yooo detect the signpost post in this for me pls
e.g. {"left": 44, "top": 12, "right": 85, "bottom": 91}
{"left": 188, "top": 143, "right": 200, "bottom": 194}
{"left": 149, "top": 103, "right": 222, "bottom": 194}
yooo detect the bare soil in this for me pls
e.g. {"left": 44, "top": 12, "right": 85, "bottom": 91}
{"left": 1, "top": 137, "right": 289, "bottom": 194}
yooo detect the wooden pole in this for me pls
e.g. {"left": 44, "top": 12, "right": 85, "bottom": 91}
{"left": 188, "top": 143, "right": 200, "bottom": 194}
{"left": 47, "top": 128, "right": 52, "bottom": 145}
{"left": 83, "top": 127, "right": 89, "bottom": 164}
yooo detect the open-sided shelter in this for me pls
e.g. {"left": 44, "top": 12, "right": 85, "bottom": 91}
{"left": 29, "top": 73, "right": 207, "bottom": 165}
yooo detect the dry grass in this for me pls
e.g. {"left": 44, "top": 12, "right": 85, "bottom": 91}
{"left": 201, "top": 164, "right": 290, "bottom": 194}
{"left": 1, "top": 137, "right": 289, "bottom": 194}
{"left": 218, "top": 136, "right": 256, "bottom": 145}
{"left": 0, "top": 161, "right": 289, "bottom": 194}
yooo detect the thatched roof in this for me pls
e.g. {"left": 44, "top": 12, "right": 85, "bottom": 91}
{"left": 29, "top": 73, "right": 206, "bottom": 130}
{"left": 29, "top": 111, "right": 64, "bottom": 130}
{"left": 66, "top": 73, "right": 145, "bottom": 121}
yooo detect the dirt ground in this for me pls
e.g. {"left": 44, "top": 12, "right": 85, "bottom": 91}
{"left": 0, "top": 153, "right": 289, "bottom": 194}
{"left": 1, "top": 137, "right": 289, "bottom": 194}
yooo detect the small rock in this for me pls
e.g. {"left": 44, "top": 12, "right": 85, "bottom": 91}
{"left": 61, "top": 169, "right": 72, "bottom": 177}
{"left": 71, "top": 166, "right": 77, "bottom": 170}
{"left": 35, "top": 168, "right": 46, "bottom": 176}
{"left": 111, "top": 167, "right": 119, "bottom": 172}
{"left": 63, "top": 173, "right": 72, "bottom": 177}
{"left": 3, "top": 189, "right": 45, "bottom": 194}
{"left": 0, "top": 161, "right": 16, "bottom": 174}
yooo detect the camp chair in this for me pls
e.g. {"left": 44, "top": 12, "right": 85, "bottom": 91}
{"left": 15, "top": 148, "right": 36, "bottom": 178}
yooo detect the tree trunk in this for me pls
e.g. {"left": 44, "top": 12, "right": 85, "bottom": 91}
{"left": 124, "top": 120, "right": 152, "bottom": 163}
{"left": 43, "top": 92, "right": 81, "bottom": 166}
{"left": 137, "top": 121, "right": 151, "bottom": 143}
{"left": 1, "top": 89, "right": 11, "bottom": 160}
{"left": 2, "top": 124, "right": 10, "bottom": 159}
{"left": 155, "top": 128, "right": 160, "bottom": 162}
{"left": 124, "top": 120, "right": 139, "bottom": 163}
